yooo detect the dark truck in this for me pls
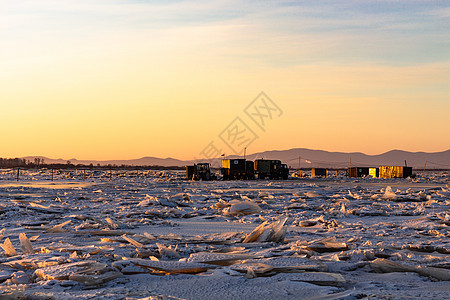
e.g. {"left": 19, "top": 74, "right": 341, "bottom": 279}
{"left": 254, "top": 159, "right": 289, "bottom": 179}
{"left": 186, "top": 163, "right": 215, "bottom": 180}
{"left": 221, "top": 159, "right": 254, "bottom": 180}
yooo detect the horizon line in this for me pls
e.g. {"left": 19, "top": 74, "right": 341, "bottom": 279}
{"left": 6, "top": 147, "right": 450, "bottom": 162}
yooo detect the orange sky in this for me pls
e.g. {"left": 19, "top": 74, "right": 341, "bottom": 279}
{"left": 1, "top": 1, "right": 449, "bottom": 160}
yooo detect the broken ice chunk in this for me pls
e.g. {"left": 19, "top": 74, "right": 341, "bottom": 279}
{"left": 242, "top": 216, "right": 288, "bottom": 243}
{"left": 383, "top": 186, "right": 396, "bottom": 200}
{"left": 34, "top": 260, "right": 108, "bottom": 281}
{"left": 121, "top": 235, "right": 145, "bottom": 248}
{"left": 128, "top": 259, "right": 213, "bottom": 274}
{"left": 304, "top": 237, "right": 349, "bottom": 253}
{"left": 370, "top": 258, "right": 450, "bottom": 281}
{"left": 187, "top": 252, "right": 259, "bottom": 266}
{"left": 47, "top": 220, "right": 71, "bottom": 233}
{"left": 156, "top": 243, "right": 181, "bottom": 259}
{"left": 223, "top": 200, "right": 261, "bottom": 216}
{"left": 19, "top": 233, "right": 34, "bottom": 254}
{"left": 68, "top": 271, "right": 122, "bottom": 287}
{"left": 1, "top": 238, "right": 18, "bottom": 257}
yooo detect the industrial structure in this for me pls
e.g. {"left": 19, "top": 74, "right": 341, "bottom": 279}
{"left": 254, "top": 159, "right": 289, "bottom": 179}
{"left": 220, "top": 159, "right": 255, "bottom": 180}
{"left": 348, "top": 167, "right": 372, "bottom": 178}
{"left": 378, "top": 166, "right": 413, "bottom": 178}
{"left": 186, "top": 163, "right": 216, "bottom": 180}
{"left": 311, "top": 168, "right": 328, "bottom": 178}
{"left": 186, "top": 160, "right": 415, "bottom": 181}
{"left": 348, "top": 166, "right": 412, "bottom": 178}
{"left": 187, "top": 158, "right": 289, "bottom": 180}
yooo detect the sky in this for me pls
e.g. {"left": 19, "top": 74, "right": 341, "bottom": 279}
{"left": 1, "top": 0, "right": 449, "bottom": 160}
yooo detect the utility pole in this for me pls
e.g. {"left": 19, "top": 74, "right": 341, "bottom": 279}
{"left": 244, "top": 147, "right": 247, "bottom": 160}
{"left": 298, "top": 156, "right": 302, "bottom": 177}
{"left": 423, "top": 161, "right": 427, "bottom": 177}
{"left": 349, "top": 157, "right": 352, "bottom": 177}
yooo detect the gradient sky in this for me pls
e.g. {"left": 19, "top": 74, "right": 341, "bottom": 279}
{"left": 1, "top": 0, "right": 449, "bottom": 160}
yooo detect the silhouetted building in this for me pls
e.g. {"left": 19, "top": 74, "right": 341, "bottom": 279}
{"left": 379, "top": 166, "right": 413, "bottom": 178}
{"left": 348, "top": 167, "right": 370, "bottom": 178}
{"left": 311, "top": 168, "right": 327, "bottom": 178}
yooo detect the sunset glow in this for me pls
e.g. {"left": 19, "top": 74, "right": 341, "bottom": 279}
{"left": 1, "top": 1, "right": 449, "bottom": 160}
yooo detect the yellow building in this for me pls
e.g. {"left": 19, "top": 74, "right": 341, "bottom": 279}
{"left": 379, "top": 166, "right": 412, "bottom": 178}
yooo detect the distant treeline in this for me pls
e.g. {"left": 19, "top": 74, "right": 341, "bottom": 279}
{"left": 0, "top": 158, "right": 184, "bottom": 170}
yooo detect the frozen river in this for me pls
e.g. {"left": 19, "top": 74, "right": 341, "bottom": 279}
{"left": 0, "top": 169, "right": 449, "bottom": 299}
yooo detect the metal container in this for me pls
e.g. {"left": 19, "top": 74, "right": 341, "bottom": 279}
{"left": 221, "top": 159, "right": 249, "bottom": 180}
{"left": 254, "top": 159, "right": 282, "bottom": 179}
{"left": 311, "top": 168, "right": 327, "bottom": 177}
{"left": 369, "top": 168, "right": 379, "bottom": 178}
{"left": 246, "top": 161, "right": 255, "bottom": 179}
{"left": 222, "top": 159, "right": 246, "bottom": 171}
{"left": 186, "top": 165, "right": 195, "bottom": 180}
{"left": 254, "top": 160, "right": 271, "bottom": 173}
{"left": 403, "top": 167, "right": 413, "bottom": 178}
{"left": 379, "top": 166, "right": 413, "bottom": 178}
{"left": 348, "top": 167, "right": 370, "bottom": 178}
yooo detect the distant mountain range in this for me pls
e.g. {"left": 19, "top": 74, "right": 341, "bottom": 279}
{"left": 21, "top": 148, "right": 449, "bottom": 169}
{"left": 220, "top": 148, "right": 450, "bottom": 169}
{"left": 21, "top": 156, "right": 186, "bottom": 168}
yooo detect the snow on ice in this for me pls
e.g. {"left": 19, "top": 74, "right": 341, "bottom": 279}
{"left": 0, "top": 169, "right": 449, "bottom": 299}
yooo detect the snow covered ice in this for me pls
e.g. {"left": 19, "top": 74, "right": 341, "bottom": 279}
{"left": 0, "top": 169, "right": 449, "bottom": 299}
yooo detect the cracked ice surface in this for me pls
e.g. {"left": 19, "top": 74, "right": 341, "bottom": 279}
{"left": 0, "top": 169, "right": 449, "bottom": 299}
